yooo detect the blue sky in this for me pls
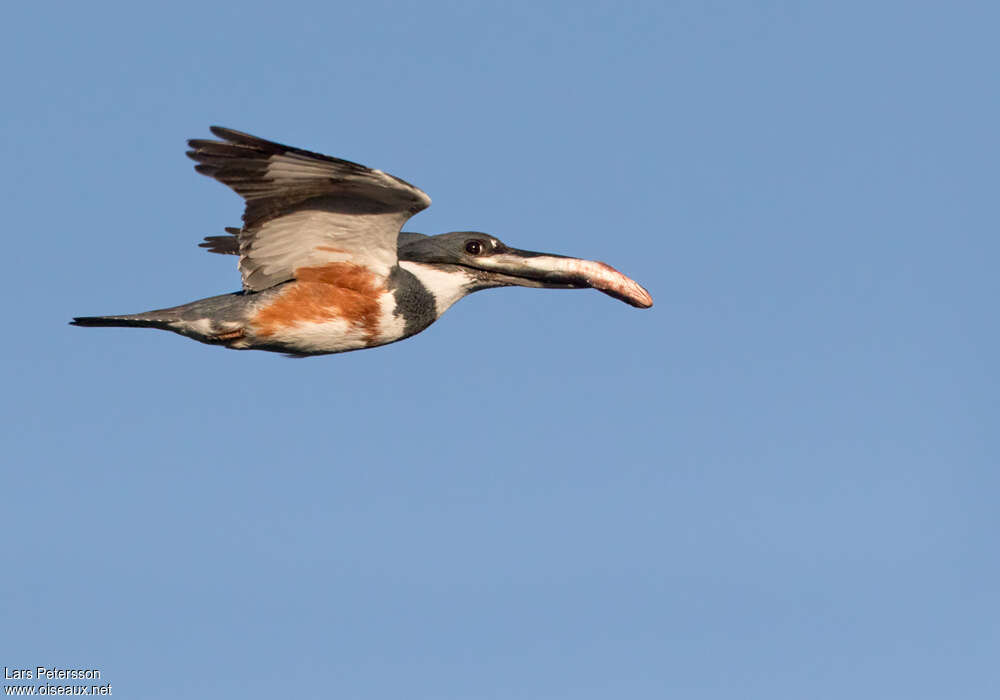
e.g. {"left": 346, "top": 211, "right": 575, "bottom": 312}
{"left": 2, "top": 1, "right": 997, "bottom": 698}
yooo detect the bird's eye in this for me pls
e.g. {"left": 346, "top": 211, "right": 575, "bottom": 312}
{"left": 465, "top": 240, "right": 484, "bottom": 255}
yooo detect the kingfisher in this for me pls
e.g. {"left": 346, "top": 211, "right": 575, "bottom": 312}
{"left": 72, "top": 127, "right": 653, "bottom": 356}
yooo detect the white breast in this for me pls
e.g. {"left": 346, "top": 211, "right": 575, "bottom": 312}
{"left": 398, "top": 261, "right": 475, "bottom": 317}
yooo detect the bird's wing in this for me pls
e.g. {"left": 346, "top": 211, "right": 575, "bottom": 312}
{"left": 198, "top": 228, "right": 431, "bottom": 257}
{"left": 187, "top": 126, "right": 431, "bottom": 291}
{"left": 199, "top": 227, "right": 241, "bottom": 255}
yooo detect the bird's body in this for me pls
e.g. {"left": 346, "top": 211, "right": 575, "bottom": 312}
{"left": 72, "top": 128, "right": 652, "bottom": 356}
{"left": 80, "top": 256, "right": 456, "bottom": 355}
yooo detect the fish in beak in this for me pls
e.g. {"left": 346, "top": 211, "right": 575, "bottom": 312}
{"left": 471, "top": 248, "right": 654, "bottom": 308}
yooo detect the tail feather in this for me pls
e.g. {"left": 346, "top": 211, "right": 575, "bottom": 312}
{"left": 70, "top": 314, "right": 172, "bottom": 330}
{"left": 72, "top": 293, "right": 250, "bottom": 342}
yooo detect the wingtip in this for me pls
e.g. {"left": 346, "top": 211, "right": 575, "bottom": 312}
{"left": 209, "top": 125, "right": 233, "bottom": 139}
{"left": 209, "top": 125, "right": 262, "bottom": 145}
{"left": 183, "top": 126, "right": 255, "bottom": 147}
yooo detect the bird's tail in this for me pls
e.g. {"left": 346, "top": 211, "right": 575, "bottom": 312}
{"left": 72, "top": 292, "right": 249, "bottom": 341}
{"left": 70, "top": 313, "right": 173, "bottom": 330}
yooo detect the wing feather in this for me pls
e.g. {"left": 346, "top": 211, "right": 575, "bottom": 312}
{"left": 199, "top": 227, "right": 241, "bottom": 255}
{"left": 187, "top": 127, "right": 431, "bottom": 291}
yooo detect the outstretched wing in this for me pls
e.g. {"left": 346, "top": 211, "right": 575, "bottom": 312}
{"left": 187, "top": 126, "right": 431, "bottom": 291}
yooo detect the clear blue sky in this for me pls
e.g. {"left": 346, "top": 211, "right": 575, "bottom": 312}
{"left": 2, "top": 1, "right": 997, "bottom": 698}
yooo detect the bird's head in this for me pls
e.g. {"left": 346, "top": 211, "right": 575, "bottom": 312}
{"left": 397, "top": 231, "right": 653, "bottom": 308}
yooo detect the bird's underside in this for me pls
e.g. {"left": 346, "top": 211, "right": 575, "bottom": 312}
{"left": 71, "top": 127, "right": 652, "bottom": 356}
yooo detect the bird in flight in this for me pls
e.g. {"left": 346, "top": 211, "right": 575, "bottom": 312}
{"left": 72, "top": 127, "right": 652, "bottom": 356}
